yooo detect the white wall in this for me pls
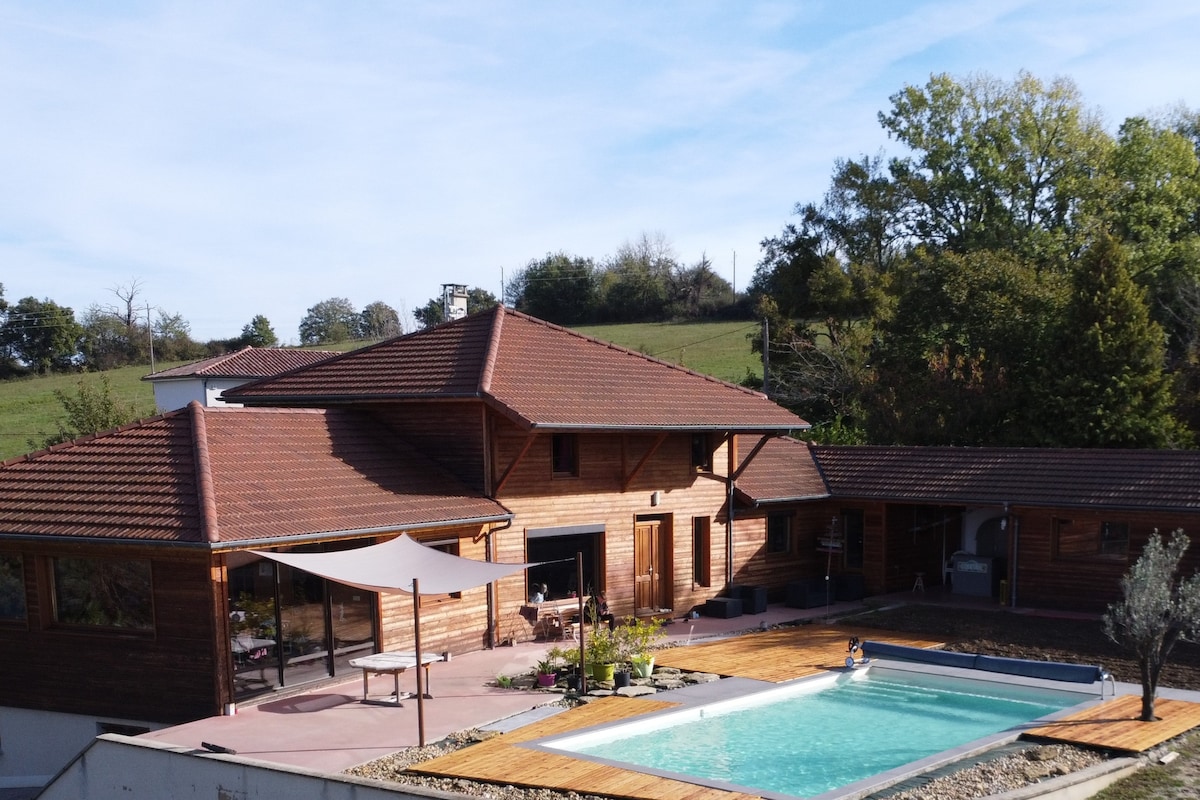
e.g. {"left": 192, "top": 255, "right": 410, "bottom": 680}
{"left": 40, "top": 735, "right": 434, "bottom": 800}
{"left": 152, "top": 378, "right": 247, "bottom": 412}
{"left": 0, "top": 706, "right": 162, "bottom": 790}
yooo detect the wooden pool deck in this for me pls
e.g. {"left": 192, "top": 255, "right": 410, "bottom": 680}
{"left": 1025, "top": 694, "right": 1200, "bottom": 752}
{"left": 410, "top": 624, "right": 1200, "bottom": 800}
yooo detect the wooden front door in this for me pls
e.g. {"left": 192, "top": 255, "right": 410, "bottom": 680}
{"left": 634, "top": 520, "right": 670, "bottom": 614}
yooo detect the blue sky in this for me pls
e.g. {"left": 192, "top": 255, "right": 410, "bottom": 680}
{"left": 2, "top": 1, "right": 1198, "bottom": 344}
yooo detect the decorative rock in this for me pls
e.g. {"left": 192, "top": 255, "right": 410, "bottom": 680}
{"left": 616, "top": 685, "right": 658, "bottom": 697}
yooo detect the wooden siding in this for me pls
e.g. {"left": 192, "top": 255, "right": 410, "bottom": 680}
{"left": 1012, "top": 508, "right": 1200, "bottom": 612}
{"left": 729, "top": 505, "right": 825, "bottom": 599}
{"left": 378, "top": 525, "right": 502, "bottom": 656}
{"left": 0, "top": 541, "right": 220, "bottom": 723}
{"left": 493, "top": 423, "right": 733, "bottom": 623}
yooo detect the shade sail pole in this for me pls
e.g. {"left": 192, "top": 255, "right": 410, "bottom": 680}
{"left": 413, "top": 576, "right": 426, "bottom": 747}
{"left": 576, "top": 552, "right": 586, "bottom": 695}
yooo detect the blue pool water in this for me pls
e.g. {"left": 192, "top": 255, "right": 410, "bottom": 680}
{"left": 547, "top": 668, "right": 1088, "bottom": 798}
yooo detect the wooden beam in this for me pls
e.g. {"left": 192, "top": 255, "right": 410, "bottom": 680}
{"left": 622, "top": 432, "right": 668, "bottom": 491}
{"left": 730, "top": 434, "right": 772, "bottom": 482}
{"left": 493, "top": 432, "right": 538, "bottom": 495}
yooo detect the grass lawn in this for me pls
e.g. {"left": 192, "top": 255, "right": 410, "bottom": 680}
{"left": 573, "top": 320, "right": 763, "bottom": 385}
{"left": 0, "top": 363, "right": 174, "bottom": 461}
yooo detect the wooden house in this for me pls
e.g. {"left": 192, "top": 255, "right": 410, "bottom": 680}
{"left": 0, "top": 307, "right": 807, "bottom": 784}
{"left": 5, "top": 305, "right": 1200, "bottom": 788}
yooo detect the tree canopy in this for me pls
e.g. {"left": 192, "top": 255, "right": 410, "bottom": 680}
{"left": 754, "top": 71, "right": 1200, "bottom": 447}
{"left": 298, "top": 297, "right": 360, "bottom": 345}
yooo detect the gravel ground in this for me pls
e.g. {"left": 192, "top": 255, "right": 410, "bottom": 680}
{"left": 346, "top": 606, "right": 1200, "bottom": 800}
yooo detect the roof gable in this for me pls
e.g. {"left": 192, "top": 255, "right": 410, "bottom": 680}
{"left": 735, "top": 435, "right": 830, "bottom": 504}
{"left": 226, "top": 306, "right": 808, "bottom": 431}
{"left": 144, "top": 347, "right": 337, "bottom": 381}
{"left": 0, "top": 404, "right": 508, "bottom": 545}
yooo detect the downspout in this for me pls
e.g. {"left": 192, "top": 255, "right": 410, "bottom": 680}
{"left": 483, "top": 518, "right": 512, "bottom": 649}
{"left": 1010, "top": 516, "right": 1020, "bottom": 608}
{"left": 726, "top": 435, "right": 737, "bottom": 588}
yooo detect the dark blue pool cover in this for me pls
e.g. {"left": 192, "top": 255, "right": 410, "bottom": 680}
{"left": 860, "top": 641, "right": 1104, "bottom": 684}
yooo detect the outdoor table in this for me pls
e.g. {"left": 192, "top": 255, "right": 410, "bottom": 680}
{"left": 347, "top": 651, "right": 444, "bottom": 705}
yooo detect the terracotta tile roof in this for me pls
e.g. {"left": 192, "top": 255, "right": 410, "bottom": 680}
{"left": 144, "top": 347, "right": 337, "bottom": 381}
{"left": 734, "top": 435, "right": 830, "bottom": 504}
{"left": 0, "top": 404, "right": 509, "bottom": 545}
{"left": 225, "top": 306, "right": 808, "bottom": 431}
{"left": 810, "top": 445, "right": 1200, "bottom": 512}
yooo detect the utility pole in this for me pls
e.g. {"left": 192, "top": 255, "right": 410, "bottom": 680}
{"left": 761, "top": 318, "right": 770, "bottom": 396}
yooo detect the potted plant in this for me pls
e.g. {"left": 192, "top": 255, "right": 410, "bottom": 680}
{"left": 615, "top": 615, "right": 666, "bottom": 679}
{"left": 584, "top": 624, "right": 617, "bottom": 682}
{"left": 536, "top": 646, "right": 568, "bottom": 688}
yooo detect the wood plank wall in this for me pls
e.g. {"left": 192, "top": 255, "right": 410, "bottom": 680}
{"left": 491, "top": 423, "right": 731, "bottom": 622}
{"left": 0, "top": 541, "right": 220, "bottom": 723}
{"left": 1012, "top": 507, "right": 1200, "bottom": 611}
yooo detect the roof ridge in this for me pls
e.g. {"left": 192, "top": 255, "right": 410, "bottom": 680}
{"left": 478, "top": 305, "right": 505, "bottom": 394}
{"left": 188, "top": 401, "right": 221, "bottom": 544}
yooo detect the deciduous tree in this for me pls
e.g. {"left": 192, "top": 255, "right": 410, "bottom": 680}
{"left": 360, "top": 301, "right": 402, "bottom": 340}
{"left": 298, "top": 297, "right": 359, "bottom": 345}
{"left": 505, "top": 253, "right": 598, "bottom": 325}
{"left": 0, "top": 296, "right": 83, "bottom": 374}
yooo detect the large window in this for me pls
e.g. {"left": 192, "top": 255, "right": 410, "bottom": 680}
{"left": 551, "top": 433, "right": 579, "bottom": 477}
{"left": 0, "top": 554, "right": 26, "bottom": 621}
{"left": 766, "top": 513, "right": 792, "bottom": 554}
{"left": 53, "top": 557, "right": 153, "bottom": 630}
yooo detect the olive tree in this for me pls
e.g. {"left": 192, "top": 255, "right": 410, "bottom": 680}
{"left": 1103, "top": 529, "right": 1200, "bottom": 721}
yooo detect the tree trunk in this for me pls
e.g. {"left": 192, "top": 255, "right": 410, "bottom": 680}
{"left": 1140, "top": 658, "right": 1161, "bottom": 722}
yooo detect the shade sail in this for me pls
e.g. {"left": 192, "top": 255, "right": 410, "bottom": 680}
{"left": 249, "top": 533, "right": 537, "bottom": 595}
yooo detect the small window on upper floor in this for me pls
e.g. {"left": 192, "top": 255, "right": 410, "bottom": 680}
{"left": 690, "top": 433, "right": 713, "bottom": 472}
{"left": 552, "top": 433, "right": 579, "bottom": 477}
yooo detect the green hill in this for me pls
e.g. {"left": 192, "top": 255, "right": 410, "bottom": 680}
{"left": 0, "top": 321, "right": 761, "bottom": 462}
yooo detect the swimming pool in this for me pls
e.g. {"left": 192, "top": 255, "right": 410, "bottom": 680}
{"left": 541, "top": 665, "right": 1095, "bottom": 799}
